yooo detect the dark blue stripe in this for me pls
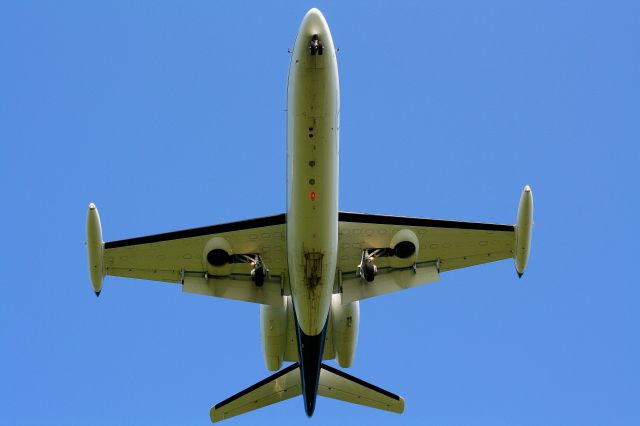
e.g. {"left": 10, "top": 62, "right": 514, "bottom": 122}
{"left": 339, "top": 211, "right": 514, "bottom": 232}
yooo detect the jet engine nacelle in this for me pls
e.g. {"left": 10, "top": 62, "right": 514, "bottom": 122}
{"left": 202, "top": 237, "right": 233, "bottom": 276}
{"left": 260, "top": 296, "right": 290, "bottom": 371}
{"left": 331, "top": 294, "right": 359, "bottom": 368}
{"left": 389, "top": 229, "right": 419, "bottom": 268}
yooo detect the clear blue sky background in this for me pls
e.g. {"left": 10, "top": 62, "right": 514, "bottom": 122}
{"left": 1, "top": 1, "right": 638, "bottom": 425}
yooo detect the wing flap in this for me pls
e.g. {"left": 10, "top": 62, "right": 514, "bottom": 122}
{"left": 182, "top": 274, "right": 283, "bottom": 306}
{"left": 340, "top": 261, "right": 440, "bottom": 304}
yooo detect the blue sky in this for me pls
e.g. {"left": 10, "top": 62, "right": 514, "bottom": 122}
{"left": 1, "top": 1, "right": 638, "bottom": 425}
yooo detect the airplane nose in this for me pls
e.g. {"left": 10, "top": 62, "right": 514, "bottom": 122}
{"left": 300, "top": 8, "right": 330, "bottom": 38}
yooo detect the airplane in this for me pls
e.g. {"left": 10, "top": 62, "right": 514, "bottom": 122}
{"left": 85, "top": 7, "right": 533, "bottom": 423}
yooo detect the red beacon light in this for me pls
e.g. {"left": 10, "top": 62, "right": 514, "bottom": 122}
{"left": 309, "top": 191, "right": 317, "bottom": 200}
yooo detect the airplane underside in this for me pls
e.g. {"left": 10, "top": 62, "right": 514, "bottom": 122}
{"left": 85, "top": 7, "right": 533, "bottom": 424}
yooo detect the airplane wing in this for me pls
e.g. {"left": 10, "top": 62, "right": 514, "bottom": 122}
{"left": 87, "top": 185, "right": 531, "bottom": 306}
{"left": 336, "top": 212, "right": 515, "bottom": 303}
{"left": 99, "top": 213, "right": 287, "bottom": 306}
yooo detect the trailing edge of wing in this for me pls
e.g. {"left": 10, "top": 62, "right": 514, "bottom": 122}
{"left": 340, "top": 260, "right": 440, "bottom": 304}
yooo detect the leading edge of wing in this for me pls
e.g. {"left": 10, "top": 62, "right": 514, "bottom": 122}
{"left": 104, "top": 213, "right": 286, "bottom": 249}
{"left": 339, "top": 211, "right": 514, "bottom": 232}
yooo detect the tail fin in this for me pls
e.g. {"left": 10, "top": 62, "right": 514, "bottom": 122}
{"left": 319, "top": 363, "right": 405, "bottom": 414}
{"left": 210, "top": 363, "right": 301, "bottom": 422}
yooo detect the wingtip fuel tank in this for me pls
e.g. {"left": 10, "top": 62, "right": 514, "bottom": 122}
{"left": 86, "top": 203, "right": 104, "bottom": 294}
{"left": 514, "top": 185, "right": 533, "bottom": 276}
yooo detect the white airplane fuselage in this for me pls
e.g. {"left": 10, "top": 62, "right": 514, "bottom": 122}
{"left": 285, "top": 9, "right": 340, "bottom": 415}
{"left": 286, "top": 9, "right": 339, "bottom": 338}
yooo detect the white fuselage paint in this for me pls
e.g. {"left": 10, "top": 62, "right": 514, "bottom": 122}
{"left": 286, "top": 9, "right": 340, "bottom": 336}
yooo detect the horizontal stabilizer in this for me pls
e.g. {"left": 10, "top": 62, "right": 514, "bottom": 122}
{"left": 319, "top": 363, "right": 405, "bottom": 413}
{"left": 210, "top": 363, "right": 301, "bottom": 422}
